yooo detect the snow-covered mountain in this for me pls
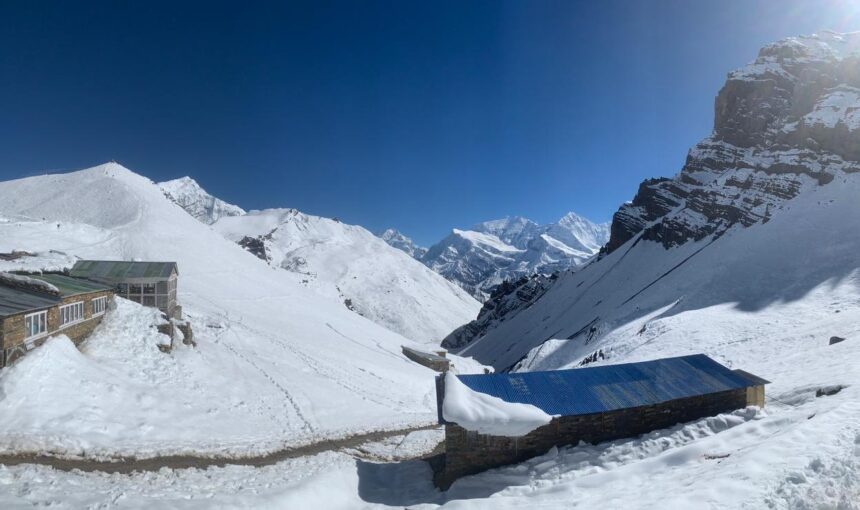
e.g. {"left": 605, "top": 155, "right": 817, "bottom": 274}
{"left": 0, "top": 163, "right": 451, "bottom": 457}
{"left": 211, "top": 209, "right": 480, "bottom": 343}
{"left": 4, "top": 33, "right": 860, "bottom": 509}
{"left": 421, "top": 214, "right": 609, "bottom": 300}
{"left": 451, "top": 31, "right": 860, "bottom": 372}
{"left": 159, "top": 176, "right": 245, "bottom": 224}
{"left": 378, "top": 228, "right": 428, "bottom": 258}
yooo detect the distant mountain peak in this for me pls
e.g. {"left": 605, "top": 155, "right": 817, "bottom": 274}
{"left": 159, "top": 176, "right": 245, "bottom": 225}
{"left": 422, "top": 212, "right": 609, "bottom": 300}
{"left": 377, "top": 228, "right": 428, "bottom": 259}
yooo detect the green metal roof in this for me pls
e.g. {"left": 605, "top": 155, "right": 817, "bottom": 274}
{"left": 70, "top": 260, "right": 178, "bottom": 281}
{"left": 29, "top": 274, "right": 113, "bottom": 297}
{"left": 0, "top": 286, "right": 59, "bottom": 318}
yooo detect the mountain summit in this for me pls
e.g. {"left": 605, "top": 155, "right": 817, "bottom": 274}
{"left": 419, "top": 213, "right": 609, "bottom": 300}
{"left": 378, "top": 228, "right": 428, "bottom": 258}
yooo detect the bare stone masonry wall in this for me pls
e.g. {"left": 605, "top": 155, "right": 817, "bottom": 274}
{"left": 0, "top": 291, "right": 114, "bottom": 368}
{"left": 437, "top": 388, "right": 750, "bottom": 489}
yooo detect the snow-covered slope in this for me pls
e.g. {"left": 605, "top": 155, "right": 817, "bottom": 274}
{"left": 422, "top": 214, "right": 609, "bottom": 300}
{"left": 159, "top": 176, "right": 245, "bottom": 224}
{"left": 212, "top": 209, "right": 480, "bottom": 343}
{"left": 378, "top": 228, "right": 428, "bottom": 259}
{"left": 455, "top": 31, "right": 860, "bottom": 373}
{"left": 0, "top": 163, "right": 443, "bottom": 457}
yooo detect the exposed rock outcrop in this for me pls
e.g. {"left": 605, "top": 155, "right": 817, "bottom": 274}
{"left": 442, "top": 273, "right": 557, "bottom": 350}
{"left": 604, "top": 32, "right": 860, "bottom": 255}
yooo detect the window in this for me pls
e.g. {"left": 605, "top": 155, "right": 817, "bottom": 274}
{"left": 156, "top": 281, "right": 168, "bottom": 294}
{"left": 143, "top": 295, "right": 156, "bottom": 306}
{"left": 60, "top": 301, "right": 84, "bottom": 326}
{"left": 130, "top": 284, "right": 142, "bottom": 294}
{"left": 143, "top": 283, "right": 156, "bottom": 295}
{"left": 118, "top": 283, "right": 128, "bottom": 294}
{"left": 92, "top": 296, "right": 107, "bottom": 316}
{"left": 24, "top": 311, "right": 47, "bottom": 339}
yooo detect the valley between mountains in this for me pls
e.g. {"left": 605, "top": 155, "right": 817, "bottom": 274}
{"left": 2, "top": 31, "right": 860, "bottom": 509}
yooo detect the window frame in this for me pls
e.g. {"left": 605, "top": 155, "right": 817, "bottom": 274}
{"left": 59, "top": 301, "right": 85, "bottom": 327}
{"left": 24, "top": 310, "right": 48, "bottom": 340}
{"left": 92, "top": 296, "right": 107, "bottom": 316}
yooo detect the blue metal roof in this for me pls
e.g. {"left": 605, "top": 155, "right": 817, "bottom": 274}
{"left": 448, "top": 354, "right": 767, "bottom": 418}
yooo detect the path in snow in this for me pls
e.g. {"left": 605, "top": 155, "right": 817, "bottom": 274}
{"left": 0, "top": 424, "right": 442, "bottom": 474}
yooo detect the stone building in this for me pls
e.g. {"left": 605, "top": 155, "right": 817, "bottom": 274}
{"left": 0, "top": 273, "right": 114, "bottom": 369}
{"left": 434, "top": 354, "right": 768, "bottom": 488}
{"left": 402, "top": 345, "right": 450, "bottom": 372}
{"left": 70, "top": 260, "right": 180, "bottom": 318}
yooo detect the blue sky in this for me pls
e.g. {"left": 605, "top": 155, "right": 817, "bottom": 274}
{"left": 1, "top": 1, "right": 858, "bottom": 245}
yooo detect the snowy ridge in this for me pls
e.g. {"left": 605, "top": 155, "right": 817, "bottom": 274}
{"left": 159, "top": 176, "right": 245, "bottom": 224}
{"left": 213, "top": 209, "right": 481, "bottom": 344}
{"left": 378, "top": 228, "right": 428, "bottom": 259}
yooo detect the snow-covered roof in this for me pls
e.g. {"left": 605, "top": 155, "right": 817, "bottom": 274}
{"left": 29, "top": 274, "right": 113, "bottom": 297}
{"left": 439, "top": 354, "right": 768, "bottom": 421}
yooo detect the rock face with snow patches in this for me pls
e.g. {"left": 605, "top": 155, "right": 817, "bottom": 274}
{"left": 605, "top": 31, "right": 860, "bottom": 255}
{"left": 453, "top": 32, "right": 860, "bottom": 370}
{"left": 378, "top": 228, "right": 428, "bottom": 259}
{"left": 422, "top": 214, "right": 608, "bottom": 301}
{"left": 441, "top": 273, "right": 557, "bottom": 350}
{"left": 159, "top": 176, "right": 245, "bottom": 225}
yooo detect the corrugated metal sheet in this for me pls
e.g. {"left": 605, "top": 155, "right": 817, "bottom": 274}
{"left": 29, "top": 274, "right": 113, "bottom": 297}
{"left": 70, "top": 260, "right": 178, "bottom": 282}
{"left": 0, "top": 286, "right": 59, "bottom": 317}
{"left": 453, "top": 354, "right": 767, "bottom": 417}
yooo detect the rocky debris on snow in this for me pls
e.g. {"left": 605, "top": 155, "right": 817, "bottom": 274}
{"left": 0, "top": 250, "right": 35, "bottom": 261}
{"left": 829, "top": 336, "right": 846, "bottom": 345}
{"left": 815, "top": 385, "right": 846, "bottom": 397}
{"left": 579, "top": 349, "right": 606, "bottom": 367}
{"left": 238, "top": 235, "right": 271, "bottom": 262}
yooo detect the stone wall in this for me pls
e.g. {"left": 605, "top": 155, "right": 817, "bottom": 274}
{"left": 402, "top": 346, "right": 450, "bottom": 372}
{"left": 0, "top": 291, "right": 114, "bottom": 368}
{"left": 437, "top": 388, "right": 750, "bottom": 489}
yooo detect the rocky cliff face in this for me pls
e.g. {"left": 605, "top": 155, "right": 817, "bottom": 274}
{"left": 446, "top": 32, "right": 860, "bottom": 358}
{"left": 442, "top": 273, "right": 557, "bottom": 350}
{"left": 604, "top": 32, "right": 860, "bottom": 255}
